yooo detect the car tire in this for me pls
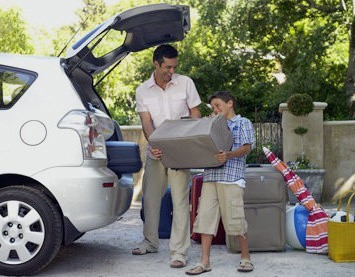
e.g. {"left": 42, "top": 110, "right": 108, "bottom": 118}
{"left": 0, "top": 186, "right": 63, "bottom": 276}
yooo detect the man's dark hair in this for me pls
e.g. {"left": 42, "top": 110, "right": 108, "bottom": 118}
{"left": 208, "top": 91, "right": 237, "bottom": 111}
{"left": 153, "top": 44, "right": 178, "bottom": 65}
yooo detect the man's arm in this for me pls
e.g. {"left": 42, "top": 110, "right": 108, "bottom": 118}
{"left": 138, "top": 111, "right": 155, "bottom": 141}
{"left": 138, "top": 111, "right": 163, "bottom": 159}
{"left": 189, "top": 106, "right": 201, "bottom": 118}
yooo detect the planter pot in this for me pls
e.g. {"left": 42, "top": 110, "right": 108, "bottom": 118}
{"left": 288, "top": 169, "right": 326, "bottom": 204}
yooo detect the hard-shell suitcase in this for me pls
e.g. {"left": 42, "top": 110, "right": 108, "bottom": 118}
{"left": 190, "top": 174, "right": 226, "bottom": 244}
{"left": 244, "top": 164, "right": 286, "bottom": 204}
{"left": 226, "top": 202, "right": 286, "bottom": 252}
{"left": 140, "top": 187, "right": 173, "bottom": 239}
{"left": 106, "top": 141, "right": 142, "bottom": 175}
{"left": 149, "top": 115, "right": 233, "bottom": 169}
{"left": 226, "top": 165, "right": 286, "bottom": 252}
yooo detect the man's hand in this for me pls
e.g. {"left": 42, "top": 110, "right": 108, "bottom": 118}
{"left": 150, "top": 146, "right": 163, "bottom": 159}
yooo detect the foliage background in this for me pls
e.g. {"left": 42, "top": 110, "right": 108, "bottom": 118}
{"left": 1, "top": 0, "right": 354, "bottom": 126}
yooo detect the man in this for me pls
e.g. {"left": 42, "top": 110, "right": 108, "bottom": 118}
{"left": 133, "top": 44, "right": 201, "bottom": 268}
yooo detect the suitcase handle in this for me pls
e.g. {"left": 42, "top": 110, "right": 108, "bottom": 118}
{"left": 247, "top": 164, "right": 262, "bottom": 168}
{"left": 180, "top": 116, "right": 197, "bottom": 120}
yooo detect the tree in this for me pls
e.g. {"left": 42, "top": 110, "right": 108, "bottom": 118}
{"left": 287, "top": 93, "right": 314, "bottom": 166}
{"left": 238, "top": 0, "right": 352, "bottom": 119}
{"left": 182, "top": 0, "right": 281, "bottom": 122}
{"left": 189, "top": 0, "right": 351, "bottom": 120}
{"left": 343, "top": 0, "right": 355, "bottom": 116}
{"left": 0, "top": 8, "right": 34, "bottom": 54}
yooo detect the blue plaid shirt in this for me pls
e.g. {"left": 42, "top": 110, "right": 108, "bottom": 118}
{"left": 203, "top": 115, "right": 255, "bottom": 183}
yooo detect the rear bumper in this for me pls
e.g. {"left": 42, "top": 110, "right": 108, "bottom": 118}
{"left": 33, "top": 160, "right": 133, "bottom": 232}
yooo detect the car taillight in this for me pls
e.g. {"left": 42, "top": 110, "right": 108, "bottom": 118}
{"left": 58, "top": 110, "right": 112, "bottom": 159}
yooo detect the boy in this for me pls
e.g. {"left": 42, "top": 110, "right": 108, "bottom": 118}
{"left": 186, "top": 91, "right": 255, "bottom": 275}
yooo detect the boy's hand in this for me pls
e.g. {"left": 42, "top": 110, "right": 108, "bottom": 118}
{"left": 215, "top": 150, "right": 228, "bottom": 163}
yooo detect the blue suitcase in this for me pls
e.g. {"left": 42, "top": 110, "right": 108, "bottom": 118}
{"left": 106, "top": 141, "right": 142, "bottom": 175}
{"left": 140, "top": 187, "right": 173, "bottom": 239}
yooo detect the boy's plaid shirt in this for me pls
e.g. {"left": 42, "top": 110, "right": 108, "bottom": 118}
{"left": 203, "top": 114, "right": 255, "bottom": 183}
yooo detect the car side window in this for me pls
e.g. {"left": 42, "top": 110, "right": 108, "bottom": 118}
{"left": 0, "top": 66, "right": 37, "bottom": 109}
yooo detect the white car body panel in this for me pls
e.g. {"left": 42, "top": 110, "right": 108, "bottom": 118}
{"left": 0, "top": 55, "right": 85, "bottom": 174}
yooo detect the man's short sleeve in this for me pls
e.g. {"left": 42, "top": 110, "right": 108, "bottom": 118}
{"left": 135, "top": 85, "right": 148, "bottom": 113}
{"left": 185, "top": 77, "right": 201, "bottom": 108}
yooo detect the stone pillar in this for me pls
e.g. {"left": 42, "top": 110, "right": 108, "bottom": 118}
{"left": 279, "top": 102, "right": 327, "bottom": 168}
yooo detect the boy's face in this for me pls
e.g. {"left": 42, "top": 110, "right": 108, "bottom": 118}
{"left": 210, "top": 98, "right": 235, "bottom": 119}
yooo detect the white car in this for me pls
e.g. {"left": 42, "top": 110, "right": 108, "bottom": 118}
{"left": 0, "top": 3, "right": 190, "bottom": 276}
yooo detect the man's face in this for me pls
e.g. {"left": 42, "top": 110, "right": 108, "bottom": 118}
{"left": 154, "top": 57, "right": 178, "bottom": 83}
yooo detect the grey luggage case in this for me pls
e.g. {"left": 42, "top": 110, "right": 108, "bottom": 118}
{"left": 226, "top": 202, "right": 286, "bottom": 252}
{"left": 149, "top": 115, "right": 233, "bottom": 169}
{"left": 226, "top": 165, "right": 287, "bottom": 252}
{"left": 243, "top": 165, "right": 286, "bottom": 204}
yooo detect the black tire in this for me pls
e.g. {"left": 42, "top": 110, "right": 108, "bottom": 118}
{"left": 0, "top": 186, "right": 63, "bottom": 276}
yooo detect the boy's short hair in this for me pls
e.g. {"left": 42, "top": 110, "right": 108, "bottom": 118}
{"left": 153, "top": 44, "right": 178, "bottom": 65}
{"left": 208, "top": 91, "right": 237, "bottom": 111}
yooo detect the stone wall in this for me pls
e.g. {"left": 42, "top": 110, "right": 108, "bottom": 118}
{"left": 279, "top": 102, "right": 355, "bottom": 202}
{"left": 323, "top": 121, "right": 355, "bottom": 201}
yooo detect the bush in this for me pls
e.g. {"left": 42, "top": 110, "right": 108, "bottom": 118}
{"left": 247, "top": 143, "right": 283, "bottom": 164}
{"left": 287, "top": 93, "right": 314, "bottom": 117}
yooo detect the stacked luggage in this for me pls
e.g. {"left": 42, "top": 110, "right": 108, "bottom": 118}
{"left": 226, "top": 165, "right": 287, "bottom": 252}
{"left": 140, "top": 165, "right": 286, "bottom": 252}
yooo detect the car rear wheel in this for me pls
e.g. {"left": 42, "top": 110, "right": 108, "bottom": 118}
{"left": 0, "top": 186, "right": 63, "bottom": 276}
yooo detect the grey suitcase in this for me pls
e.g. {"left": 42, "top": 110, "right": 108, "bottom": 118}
{"left": 149, "top": 115, "right": 233, "bottom": 169}
{"left": 226, "top": 165, "right": 286, "bottom": 252}
{"left": 244, "top": 165, "right": 286, "bottom": 204}
{"left": 226, "top": 202, "right": 286, "bottom": 252}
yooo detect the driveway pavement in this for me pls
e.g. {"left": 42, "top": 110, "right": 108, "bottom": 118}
{"left": 37, "top": 203, "right": 355, "bottom": 277}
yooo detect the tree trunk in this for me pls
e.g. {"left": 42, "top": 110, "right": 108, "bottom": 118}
{"left": 346, "top": 6, "right": 355, "bottom": 117}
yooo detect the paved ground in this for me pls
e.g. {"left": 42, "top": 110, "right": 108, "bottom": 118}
{"left": 37, "top": 203, "right": 355, "bottom": 277}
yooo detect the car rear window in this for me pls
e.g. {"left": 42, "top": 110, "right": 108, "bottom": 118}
{"left": 0, "top": 66, "right": 37, "bottom": 109}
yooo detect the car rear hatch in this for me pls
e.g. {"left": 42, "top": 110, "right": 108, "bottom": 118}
{"left": 64, "top": 3, "right": 190, "bottom": 74}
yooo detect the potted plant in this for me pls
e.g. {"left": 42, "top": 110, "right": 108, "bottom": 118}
{"left": 286, "top": 93, "right": 326, "bottom": 204}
